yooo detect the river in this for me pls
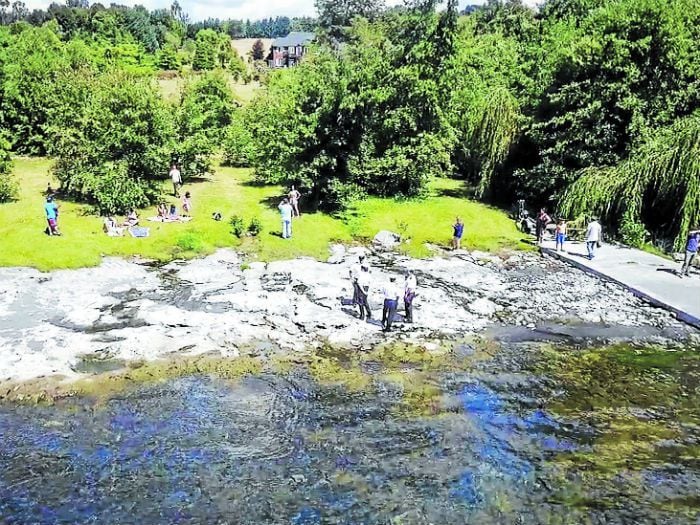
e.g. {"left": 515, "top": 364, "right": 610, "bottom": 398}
{"left": 1, "top": 339, "right": 699, "bottom": 524}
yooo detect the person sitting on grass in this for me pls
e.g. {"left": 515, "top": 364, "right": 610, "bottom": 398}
{"left": 169, "top": 204, "right": 178, "bottom": 220}
{"left": 123, "top": 209, "right": 139, "bottom": 227}
{"left": 156, "top": 203, "right": 168, "bottom": 219}
{"left": 103, "top": 217, "right": 125, "bottom": 237}
{"left": 182, "top": 192, "right": 192, "bottom": 217}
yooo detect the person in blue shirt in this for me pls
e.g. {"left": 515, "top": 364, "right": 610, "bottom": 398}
{"left": 452, "top": 217, "right": 464, "bottom": 250}
{"left": 279, "top": 198, "right": 293, "bottom": 239}
{"left": 44, "top": 196, "right": 61, "bottom": 236}
{"left": 679, "top": 228, "right": 700, "bottom": 277}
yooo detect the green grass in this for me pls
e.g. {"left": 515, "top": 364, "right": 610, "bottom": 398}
{"left": 156, "top": 73, "right": 262, "bottom": 105}
{"left": 0, "top": 157, "right": 527, "bottom": 271}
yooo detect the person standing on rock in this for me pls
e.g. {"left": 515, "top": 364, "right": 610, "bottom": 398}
{"left": 349, "top": 255, "right": 366, "bottom": 306}
{"left": 279, "top": 198, "right": 293, "bottom": 239}
{"left": 170, "top": 163, "right": 182, "bottom": 198}
{"left": 404, "top": 270, "right": 417, "bottom": 323}
{"left": 356, "top": 264, "right": 372, "bottom": 320}
{"left": 452, "top": 217, "right": 464, "bottom": 250}
{"left": 586, "top": 217, "right": 602, "bottom": 260}
{"left": 381, "top": 276, "right": 401, "bottom": 332}
{"left": 679, "top": 228, "right": 700, "bottom": 277}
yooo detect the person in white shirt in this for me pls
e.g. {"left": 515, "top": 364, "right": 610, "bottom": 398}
{"left": 279, "top": 198, "right": 293, "bottom": 239}
{"left": 585, "top": 217, "right": 602, "bottom": 260}
{"left": 356, "top": 265, "right": 372, "bottom": 320}
{"left": 404, "top": 270, "right": 417, "bottom": 323}
{"left": 381, "top": 276, "right": 401, "bottom": 332}
{"left": 170, "top": 164, "right": 182, "bottom": 197}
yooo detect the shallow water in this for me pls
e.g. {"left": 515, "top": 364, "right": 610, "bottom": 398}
{"left": 1, "top": 343, "right": 699, "bottom": 524}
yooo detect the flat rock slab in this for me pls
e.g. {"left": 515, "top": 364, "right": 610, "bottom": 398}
{"left": 541, "top": 240, "right": 700, "bottom": 328}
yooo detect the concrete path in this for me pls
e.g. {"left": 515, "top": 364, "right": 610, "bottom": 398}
{"left": 540, "top": 239, "right": 700, "bottom": 328}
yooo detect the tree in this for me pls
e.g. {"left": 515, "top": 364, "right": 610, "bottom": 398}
{"left": 315, "top": 0, "right": 385, "bottom": 38}
{"left": 157, "top": 42, "right": 180, "bottom": 69}
{"left": 52, "top": 70, "right": 175, "bottom": 214}
{"left": 0, "top": 133, "right": 17, "bottom": 202}
{"left": 192, "top": 28, "right": 218, "bottom": 70}
{"left": 251, "top": 38, "right": 265, "bottom": 60}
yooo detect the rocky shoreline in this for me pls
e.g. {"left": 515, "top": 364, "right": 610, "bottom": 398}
{"left": 0, "top": 246, "right": 695, "bottom": 386}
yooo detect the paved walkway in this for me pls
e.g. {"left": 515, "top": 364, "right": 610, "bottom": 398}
{"left": 540, "top": 240, "right": 700, "bottom": 329}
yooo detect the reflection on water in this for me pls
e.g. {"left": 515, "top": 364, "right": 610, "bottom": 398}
{"left": 1, "top": 342, "right": 699, "bottom": 524}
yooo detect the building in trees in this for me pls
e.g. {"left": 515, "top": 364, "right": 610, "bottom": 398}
{"left": 267, "top": 32, "right": 314, "bottom": 68}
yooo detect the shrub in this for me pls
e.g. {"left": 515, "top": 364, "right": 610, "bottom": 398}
{"left": 248, "top": 217, "right": 262, "bottom": 237}
{"left": 619, "top": 214, "right": 649, "bottom": 248}
{"left": 0, "top": 136, "right": 17, "bottom": 203}
{"left": 176, "top": 231, "right": 204, "bottom": 251}
{"left": 230, "top": 215, "right": 245, "bottom": 237}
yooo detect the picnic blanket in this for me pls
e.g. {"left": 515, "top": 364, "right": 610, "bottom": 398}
{"left": 129, "top": 226, "right": 150, "bottom": 238}
{"left": 147, "top": 216, "right": 193, "bottom": 223}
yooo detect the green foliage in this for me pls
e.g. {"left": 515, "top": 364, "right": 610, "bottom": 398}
{"left": 176, "top": 231, "right": 204, "bottom": 251}
{"left": 192, "top": 28, "right": 218, "bottom": 70}
{"left": 560, "top": 112, "right": 700, "bottom": 248}
{"left": 229, "top": 214, "right": 245, "bottom": 237}
{"left": 157, "top": 42, "right": 180, "bottom": 70}
{"left": 0, "top": 134, "right": 17, "bottom": 202}
{"left": 247, "top": 217, "right": 262, "bottom": 236}
{"left": 619, "top": 213, "right": 649, "bottom": 248}
{"left": 52, "top": 70, "right": 174, "bottom": 214}
{"left": 222, "top": 113, "right": 256, "bottom": 167}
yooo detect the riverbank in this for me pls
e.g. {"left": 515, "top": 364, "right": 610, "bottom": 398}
{"left": 1, "top": 247, "right": 693, "bottom": 390}
{"left": 0, "top": 157, "right": 526, "bottom": 271}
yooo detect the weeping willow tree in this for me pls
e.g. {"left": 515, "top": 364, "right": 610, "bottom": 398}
{"left": 560, "top": 112, "right": 700, "bottom": 249}
{"left": 469, "top": 87, "right": 521, "bottom": 197}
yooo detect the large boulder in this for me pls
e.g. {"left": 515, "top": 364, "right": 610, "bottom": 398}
{"left": 373, "top": 230, "right": 401, "bottom": 250}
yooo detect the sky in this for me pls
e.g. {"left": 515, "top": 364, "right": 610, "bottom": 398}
{"left": 19, "top": 0, "right": 540, "bottom": 23}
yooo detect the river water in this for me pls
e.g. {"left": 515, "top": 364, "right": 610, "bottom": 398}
{"left": 1, "top": 340, "right": 699, "bottom": 524}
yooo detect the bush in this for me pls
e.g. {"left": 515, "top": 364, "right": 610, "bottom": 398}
{"left": 176, "top": 231, "right": 204, "bottom": 252}
{"left": 248, "top": 217, "right": 262, "bottom": 237}
{"left": 619, "top": 214, "right": 649, "bottom": 248}
{"left": 230, "top": 215, "right": 245, "bottom": 237}
{"left": 0, "top": 136, "right": 17, "bottom": 203}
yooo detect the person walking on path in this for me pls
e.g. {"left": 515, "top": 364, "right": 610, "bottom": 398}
{"left": 44, "top": 196, "right": 61, "bottom": 236}
{"left": 170, "top": 163, "right": 182, "bottom": 198}
{"left": 536, "top": 208, "right": 551, "bottom": 244}
{"left": 555, "top": 219, "right": 567, "bottom": 252}
{"left": 279, "top": 198, "right": 293, "bottom": 239}
{"left": 452, "top": 217, "right": 464, "bottom": 250}
{"left": 288, "top": 185, "right": 301, "bottom": 217}
{"left": 585, "top": 217, "right": 602, "bottom": 260}
{"left": 356, "top": 264, "right": 372, "bottom": 320}
{"left": 381, "top": 276, "right": 401, "bottom": 332}
{"left": 679, "top": 228, "right": 700, "bottom": 277}
{"left": 404, "top": 270, "right": 417, "bottom": 323}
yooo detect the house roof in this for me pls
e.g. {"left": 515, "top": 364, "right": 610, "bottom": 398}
{"left": 271, "top": 32, "right": 315, "bottom": 48}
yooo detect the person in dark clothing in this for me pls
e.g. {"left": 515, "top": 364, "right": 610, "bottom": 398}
{"left": 356, "top": 265, "right": 372, "bottom": 320}
{"left": 404, "top": 270, "right": 417, "bottom": 323}
{"left": 382, "top": 276, "right": 401, "bottom": 332}
{"left": 536, "top": 208, "right": 551, "bottom": 244}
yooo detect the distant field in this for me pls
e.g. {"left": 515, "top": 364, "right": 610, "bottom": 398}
{"left": 231, "top": 38, "right": 273, "bottom": 60}
{"left": 156, "top": 74, "right": 262, "bottom": 105}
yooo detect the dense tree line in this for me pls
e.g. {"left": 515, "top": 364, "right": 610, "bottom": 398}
{"left": 2, "top": 0, "right": 700, "bottom": 249}
{"left": 223, "top": 0, "right": 700, "bottom": 248}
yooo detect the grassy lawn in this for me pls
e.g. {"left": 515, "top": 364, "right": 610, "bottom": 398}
{"left": 156, "top": 75, "right": 262, "bottom": 105}
{"left": 0, "top": 157, "right": 527, "bottom": 271}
